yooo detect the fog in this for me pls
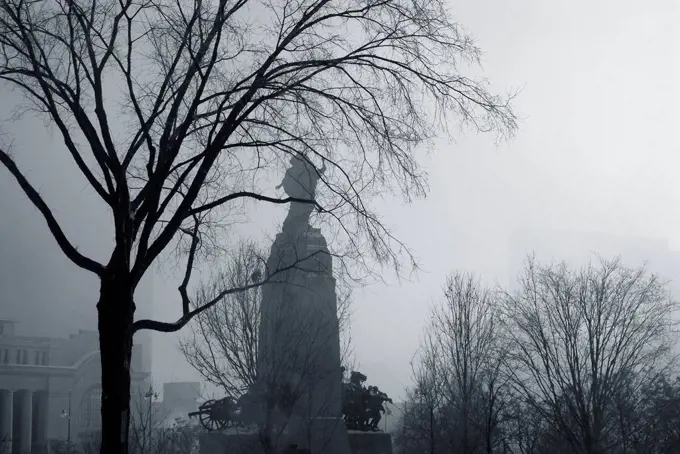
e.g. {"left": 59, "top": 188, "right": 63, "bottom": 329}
{"left": 1, "top": 0, "right": 678, "bottom": 403}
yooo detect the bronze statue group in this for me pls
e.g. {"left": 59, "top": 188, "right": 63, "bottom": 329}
{"left": 341, "top": 370, "right": 393, "bottom": 432}
{"left": 190, "top": 369, "right": 392, "bottom": 433}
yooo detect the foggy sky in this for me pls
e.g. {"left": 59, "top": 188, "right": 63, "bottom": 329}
{"left": 1, "top": 0, "right": 679, "bottom": 401}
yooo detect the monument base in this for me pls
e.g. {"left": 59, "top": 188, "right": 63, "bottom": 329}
{"left": 199, "top": 427, "right": 393, "bottom": 454}
{"left": 199, "top": 429, "right": 262, "bottom": 454}
{"left": 302, "top": 417, "right": 353, "bottom": 454}
{"left": 347, "top": 431, "right": 394, "bottom": 454}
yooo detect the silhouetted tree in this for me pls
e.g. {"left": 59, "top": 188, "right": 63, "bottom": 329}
{"left": 395, "top": 338, "right": 447, "bottom": 454}
{"left": 50, "top": 418, "right": 200, "bottom": 454}
{"left": 618, "top": 372, "right": 680, "bottom": 454}
{"left": 432, "top": 273, "right": 507, "bottom": 454}
{"left": 0, "top": 0, "right": 516, "bottom": 450}
{"left": 128, "top": 384, "right": 166, "bottom": 454}
{"left": 502, "top": 258, "right": 679, "bottom": 454}
{"left": 396, "top": 272, "right": 508, "bottom": 454}
{"left": 501, "top": 395, "right": 555, "bottom": 454}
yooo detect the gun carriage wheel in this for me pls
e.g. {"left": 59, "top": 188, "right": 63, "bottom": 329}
{"left": 188, "top": 398, "right": 234, "bottom": 431}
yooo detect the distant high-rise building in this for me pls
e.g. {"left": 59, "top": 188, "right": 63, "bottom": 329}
{"left": 160, "top": 382, "right": 201, "bottom": 424}
{"left": 508, "top": 229, "right": 680, "bottom": 296}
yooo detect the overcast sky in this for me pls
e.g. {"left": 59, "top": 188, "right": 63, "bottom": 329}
{"left": 1, "top": 0, "right": 679, "bottom": 401}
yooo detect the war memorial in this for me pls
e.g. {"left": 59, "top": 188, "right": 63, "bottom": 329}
{"left": 196, "top": 155, "right": 393, "bottom": 454}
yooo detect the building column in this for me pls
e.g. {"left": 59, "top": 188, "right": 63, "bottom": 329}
{"left": 18, "top": 390, "right": 32, "bottom": 454}
{"left": 0, "top": 390, "right": 12, "bottom": 454}
{"left": 32, "top": 391, "right": 49, "bottom": 453}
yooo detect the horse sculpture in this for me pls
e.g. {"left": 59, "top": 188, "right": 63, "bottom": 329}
{"left": 341, "top": 371, "right": 392, "bottom": 431}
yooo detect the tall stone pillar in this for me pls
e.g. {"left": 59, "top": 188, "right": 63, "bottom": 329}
{"left": 199, "top": 155, "right": 354, "bottom": 454}
{"left": 257, "top": 155, "right": 350, "bottom": 454}
{"left": 18, "top": 390, "right": 32, "bottom": 454}
{"left": 0, "top": 390, "right": 12, "bottom": 454}
{"left": 32, "top": 391, "right": 49, "bottom": 453}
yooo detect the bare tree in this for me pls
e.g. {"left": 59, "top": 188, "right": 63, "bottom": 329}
{"left": 502, "top": 257, "right": 679, "bottom": 454}
{"left": 432, "top": 272, "right": 507, "bottom": 454}
{"left": 128, "top": 390, "right": 201, "bottom": 454}
{"left": 49, "top": 432, "right": 102, "bottom": 454}
{"left": 633, "top": 373, "right": 680, "bottom": 454}
{"left": 180, "top": 241, "right": 266, "bottom": 399}
{"left": 152, "top": 419, "right": 201, "bottom": 454}
{"left": 395, "top": 337, "right": 448, "bottom": 454}
{"left": 500, "top": 395, "right": 550, "bottom": 454}
{"left": 128, "top": 384, "right": 169, "bottom": 454}
{"left": 50, "top": 405, "right": 200, "bottom": 454}
{"left": 396, "top": 272, "right": 507, "bottom": 454}
{"left": 0, "top": 0, "right": 516, "bottom": 450}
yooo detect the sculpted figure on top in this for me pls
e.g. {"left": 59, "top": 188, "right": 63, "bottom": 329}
{"left": 341, "top": 370, "right": 393, "bottom": 431}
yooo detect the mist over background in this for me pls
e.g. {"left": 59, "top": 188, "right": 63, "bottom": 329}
{"left": 1, "top": 0, "right": 679, "bottom": 402}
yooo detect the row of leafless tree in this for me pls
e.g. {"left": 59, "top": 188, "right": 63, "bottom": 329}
{"left": 395, "top": 257, "right": 680, "bottom": 454}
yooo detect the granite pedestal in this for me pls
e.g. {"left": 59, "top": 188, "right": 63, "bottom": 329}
{"left": 347, "top": 431, "right": 393, "bottom": 454}
{"left": 200, "top": 427, "right": 393, "bottom": 454}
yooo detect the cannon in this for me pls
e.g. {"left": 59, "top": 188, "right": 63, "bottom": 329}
{"left": 188, "top": 397, "right": 239, "bottom": 431}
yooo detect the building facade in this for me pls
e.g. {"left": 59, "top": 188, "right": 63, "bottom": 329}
{"left": 0, "top": 319, "right": 148, "bottom": 453}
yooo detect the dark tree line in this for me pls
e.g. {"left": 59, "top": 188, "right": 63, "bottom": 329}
{"left": 395, "top": 258, "right": 680, "bottom": 454}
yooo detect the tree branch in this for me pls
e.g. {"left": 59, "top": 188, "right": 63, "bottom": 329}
{"left": 187, "top": 191, "right": 324, "bottom": 217}
{"left": 132, "top": 248, "right": 326, "bottom": 334}
{"left": 0, "top": 147, "right": 105, "bottom": 275}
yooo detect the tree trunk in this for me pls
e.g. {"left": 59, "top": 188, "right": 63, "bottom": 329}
{"left": 98, "top": 265, "right": 135, "bottom": 454}
{"left": 462, "top": 399, "right": 469, "bottom": 454}
{"left": 429, "top": 407, "right": 435, "bottom": 454}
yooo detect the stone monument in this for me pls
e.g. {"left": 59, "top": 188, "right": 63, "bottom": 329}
{"left": 256, "top": 154, "right": 351, "bottom": 454}
{"left": 200, "top": 154, "right": 352, "bottom": 454}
